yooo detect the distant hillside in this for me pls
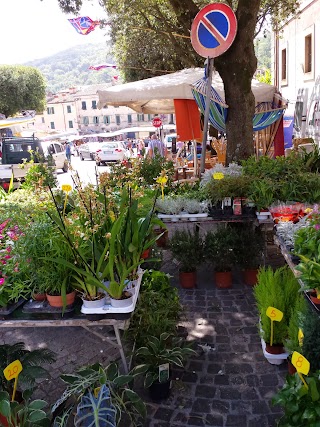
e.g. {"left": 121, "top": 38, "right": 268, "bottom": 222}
{"left": 26, "top": 43, "right": 115, "bottom": 93}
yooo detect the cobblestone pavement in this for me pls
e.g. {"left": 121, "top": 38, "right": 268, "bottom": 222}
{"left": 0, "top": 243, "right": 287, "bottom": 427}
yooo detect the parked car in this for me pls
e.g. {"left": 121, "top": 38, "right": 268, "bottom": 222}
{"left": 95, "top": 141, "right": 127, "bottom": 165}
{"left": 78, "top": 142, "right": 100, "bottom": 161}
{"left": 164, "top": 133, "right": 177, "bottom": 150}
{"left": 41, "top": 141, "right": 69, "bottom": 172}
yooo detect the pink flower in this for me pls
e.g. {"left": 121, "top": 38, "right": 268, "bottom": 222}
{"left": 0, "top": 278, "right": 5, "bottom": 286}
{"left": 6, "top": 247, "right": 12, "bottom": 253}
{"left": 4, "top": 255, "right": 11, "bottom": 259}
{"left": 315, "top": 224, "right": 320, "bottom": 231}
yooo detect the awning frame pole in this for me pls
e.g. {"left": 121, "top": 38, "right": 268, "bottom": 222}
{"left": 200, "top": 58, "right": 214, "bottom": 174}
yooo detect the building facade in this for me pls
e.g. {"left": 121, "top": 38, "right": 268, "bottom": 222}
{"left": 38, "top": 84, "right": 175, "bottom": 137}
{"left": 272, "top": 0, "right": 320, "bottom": 140}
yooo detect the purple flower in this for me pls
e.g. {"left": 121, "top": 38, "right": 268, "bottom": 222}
{"left": 0, "top": 278, "right": 5, "bottom": 286}
{"left": 315, "top": 224, "right": 320, "bottom": 231}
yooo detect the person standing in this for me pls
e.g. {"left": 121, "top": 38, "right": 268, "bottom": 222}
{"left": 137, "top": 139, "right": 145, "bottom": 157}
{"left": 65, "top": 142, "right": 71, "bottom": 162}
{"left": 176, "top": 139, "right": 185, "bottom": 158}
{"left": 147, "top": 134, "right": 167, "bottom": 158}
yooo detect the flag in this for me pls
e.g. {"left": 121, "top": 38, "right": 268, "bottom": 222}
{"left": 88, "top": 64, "right": 118, "bottom": 71}
{"left": 68, "top": 16, "right": 100, "bottom": 35}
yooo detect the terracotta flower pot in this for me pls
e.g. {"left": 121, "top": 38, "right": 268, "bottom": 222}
{"left": 309, "top": 291, "right": 320, "bottom": 306}
{"left": 214, "top": 271, "right": 232, "bottom": 289}
{"left": 243, "top": 269, "right": 259, "bottom": 286}
{"left": 287, "top": 358, "right": 297, "bottom": 375}
{"left": 32, "top": 292, "right": 47, "bottom": 302}
{"left": 46, "top": 291, "right": 76, "bottom": 308}
{"left": 179, "top": 271, "right": 197, "bottom": 289}
{"left": 265, "top": 343, "right": 285, "bottom": 354}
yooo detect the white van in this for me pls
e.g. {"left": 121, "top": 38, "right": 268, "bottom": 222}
{"left": 164, "top": 133, "right": 177, "bottom": 149}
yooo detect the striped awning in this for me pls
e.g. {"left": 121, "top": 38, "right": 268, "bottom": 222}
{"left": 192, "top": 77, "right": 286, "bottom": 132}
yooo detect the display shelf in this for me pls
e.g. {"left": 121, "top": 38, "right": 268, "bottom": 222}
{"left": 273, "top": 234, "right": 320, "bottom": 315}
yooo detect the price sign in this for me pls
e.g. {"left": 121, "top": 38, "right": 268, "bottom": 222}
{"left": 213, "top": 172, "right": 224, "bottom": 180}
{"left": 62, "top": 184, "right": 72, "bottom": 192}
{"left": 266, "top": 307, "right": 283, "bottom": 322}
{"left": 159, "top": 363, "right": 170, "bottom": 383}
{"left": 292, "top": 351, "right": 310, "bottom": 376}
{"left": 3, "top": 360, "right": 23, "bottom": 402}
{"left": 3, "top": 360, "right": 22, "bottom": 381}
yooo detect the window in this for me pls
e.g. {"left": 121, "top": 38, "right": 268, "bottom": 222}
{"left": 128, "top": 114, "right": 132, "bottom": 124}
{"left": 92, "top": 100, "right": 97, "bottom": 109}
{"left": 305, "top": 34, "right": 312, "bottom": 74}
{"left": 148, "top": 114, "right": 152, "bottom": 121}
{"left": 68, "top": 121, "right": 73, "bottom": 128}
{"left": 116, "top": 115, "right": 121, "bottom": 125}
{"left": 103, "top": 116, "right": 110, "bottom": 124}
{"left": 41, "top": 117, "right": 45, "bottom": 123}
{"left": 67, "top": 105, "right": 72, "bottom": 113}
{"left": 83, "top": 116, "right": 89, "bottom": 125}
{"left": 281, "top": 48, "right": 287, "bottom": 81}
{"left": 93, "top": 116, "right": 99, "bottom": 124}
{"left": 50, "top": 122, "right": 55, "bottom": 129}
{"left": 53, "top": 143, "right": 62, "bottom": 153}
{"left": 82, "top": 101, "right": 87, "bottom": 110}
{"left": 47, "top": 107, "right": 55, "bottom": 114}
{"left": 137, "top": 114, "right": 144, "bottom": 122}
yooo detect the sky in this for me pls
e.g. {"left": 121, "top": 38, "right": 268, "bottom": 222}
{"left": 0, "top": 0, "right": 107, "bottom": 65}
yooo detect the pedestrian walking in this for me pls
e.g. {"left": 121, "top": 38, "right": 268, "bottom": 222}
{"left": 147, "top": 134, "right": 167, "bottom": 159}
{"left": 65, "top": 143, "right": 71, "bottom": 162}
{"left": 137, "top": 139, "right": 145, "bottom": 157}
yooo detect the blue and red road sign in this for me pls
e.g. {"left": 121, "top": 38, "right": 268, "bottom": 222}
{"left": 191, "top": 3, "right": 237, "bottom": 58}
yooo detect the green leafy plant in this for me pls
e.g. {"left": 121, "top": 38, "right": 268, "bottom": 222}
{"left": 285, "top": 295, "right": 308, "bottom": 356}
{"left": 131, "top": 333, "right": 196, "bottom": 388}
{"left": 52, "top": 362, "right": 146, "bottom": 427}
{"left": 0, "top": 342, "right": 56, "bottom": 397}
{"left": 205, "top": 226, "right": 238, "bottom": 272}
{"left": 169, "top": 229, "right": 204, "bottom": 273}
{"left": 0, "top": 391, "right": 50, "bottom": 427}
{"left": 253, "top": 266, "right": 300, "bottom": 345}
{"left": 139, "top": 153, "right": 174, "bottom": 186}
{"left": 125, "top": 270, "right": 181, "bottom": 349}
{"left": 234, "top": 224, "right": 264, "bottom": 269}
{"left": 272, "top": 371, "right": 320, "bottom": 426}
{"left": 247, "top": 178, "right": 274, "bottom": 211}
{"left": 301, "top": 309, "right": 320, "bottom": 373}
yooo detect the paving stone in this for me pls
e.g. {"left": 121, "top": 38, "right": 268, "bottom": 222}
{"left": 241, "top": 387, "right": 260, "bottom": 400}
{"left": 226, "top": 415, "right": 247, "bottom": 426}
{"left": 252, "top": 400, "right": 272, "bottom": 415}
{"left": 231, "top": 400, "right": 253, "bottom": 414}
{"left": 247, "top": 416, "right": 269, "bottom": 427}
{"left": 225, "top": 363, "right": 253, "bottom": 374}
{"left": 153, "top": 407, "right": 175, "bottom": 421}
{"left": 187, "top": 413, "right": 206, "bottom": 425}
{"left": 260, "top": 374, "right": 279, "bottom": 386}
{"left": 195, "top": 385, "right": 216, "bottom": 398}
{"left": 188, "top": 361, "right": 204, "bottom": 372}
{"left": 219, "top": 387, "right": 242, "bottom": 400}
{"left": 182, "top": 371, "right": 199, "bottom": 383}
{"left": 207, "top": 363, "right": 223, "bottom": 374}
{"left": 214, "top": 375, "right": 230, "bottom": 385}
{"left": 205, "top": 414, "right": 224, "bottom": 426}
{"left": 192, "top": 398, "right": 211, "bottom": 413}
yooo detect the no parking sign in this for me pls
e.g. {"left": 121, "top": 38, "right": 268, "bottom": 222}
{"left": 191, "top": 3, "right": 237, "bottom": 58}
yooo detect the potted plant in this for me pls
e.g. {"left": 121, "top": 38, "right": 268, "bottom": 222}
{"left": 284, "top": 295, "right": 308, "bottom": 375}
{"left": 169, "top": 229, "right": 204, "bottom": 288}
{"left": 51, "top": 362, "right": 146, "bottom": 426}
{"left": 0, "top": 342, "right": 56, "bottom": 401}
{"left": 272, "top": 370, "right": 320, "bottom": 426}
{"left": 234, "top": 224, "right": 264, "bottom": 285}
{"left": 300, "top": 308, "right": 320, "bottom": 373}
{"left": 0, "top": 391, "right": 50, "bottom": 427}
{"left": 131, "top": 333, "right": 196, "bottom": 401}
{"left": 253, "top": 266, "right": 300, "bottom": 355}
{"left": 205, "top": 225, "right": 238, "bottom": 288}
{"left": 248, "top": 178, "right": 274, "bottom": 218}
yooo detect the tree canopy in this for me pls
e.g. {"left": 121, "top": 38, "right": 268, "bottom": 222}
{"left": 0, "top": 66, "right": 46, "bottom": 118}
{"left": 54, "top": 0, "right": 300, "bottom": 162}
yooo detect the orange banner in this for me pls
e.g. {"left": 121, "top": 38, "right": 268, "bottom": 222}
{"left": 174, "top": 99, "right": 202, "bottom": 141}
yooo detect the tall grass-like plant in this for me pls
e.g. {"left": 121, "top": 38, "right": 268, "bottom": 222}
{"left": 285, "top": 295, "right": 308, "bottom": 356}
{"left": 254, "top": 266, "right": 300, "bottom": 345}
{"left": 169, "top": 229, "right": 204, "bottom": 273}
{"left": 301, "top": 309, "right": 320, "bottom": 373}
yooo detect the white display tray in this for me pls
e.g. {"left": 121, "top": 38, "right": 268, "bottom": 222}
{"left": 157, "top": 213, "right": 208, "bottom": 222}
{"left": 80, "top": 270, "right": 143, "bottom": 315}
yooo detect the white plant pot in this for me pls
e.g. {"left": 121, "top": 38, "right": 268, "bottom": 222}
{"left": 110, "top": 293, "right": 133, "bottom": 308}
{"left": 82, "top": 296, "right": 106, "bottom": 309}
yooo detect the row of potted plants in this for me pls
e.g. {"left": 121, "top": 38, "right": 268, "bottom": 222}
{"left": 169, "top": 223, "right": 265, "bottom": 288}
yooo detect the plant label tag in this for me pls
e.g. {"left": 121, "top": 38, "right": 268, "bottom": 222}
{"left": 3, "top": 360, "right": 23, "bottom": 381}
{"left": 62, "top": 184, "right": 72, "bottom": 192}
{"left": 159, "top": 363, "right": 170, "bottom": 383}
{"left": 266, "top": 306, "right": 283, "bottom": 322}
{"left": 292, "top": 351, "right": 310, "bottom": 375}
{"left": 298, "top": 328, "right": 304, "bottom": 346}
{"left": 213, "top": 172, "right": 224, "bottom": 180}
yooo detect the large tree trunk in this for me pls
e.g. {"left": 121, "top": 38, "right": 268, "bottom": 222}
{"left": 215, "top": 0, "right": 261, "bottom": 164}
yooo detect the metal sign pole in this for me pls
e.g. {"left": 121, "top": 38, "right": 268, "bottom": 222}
{"left": 200, "top": 57, "right": 214, "bottom": 173}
